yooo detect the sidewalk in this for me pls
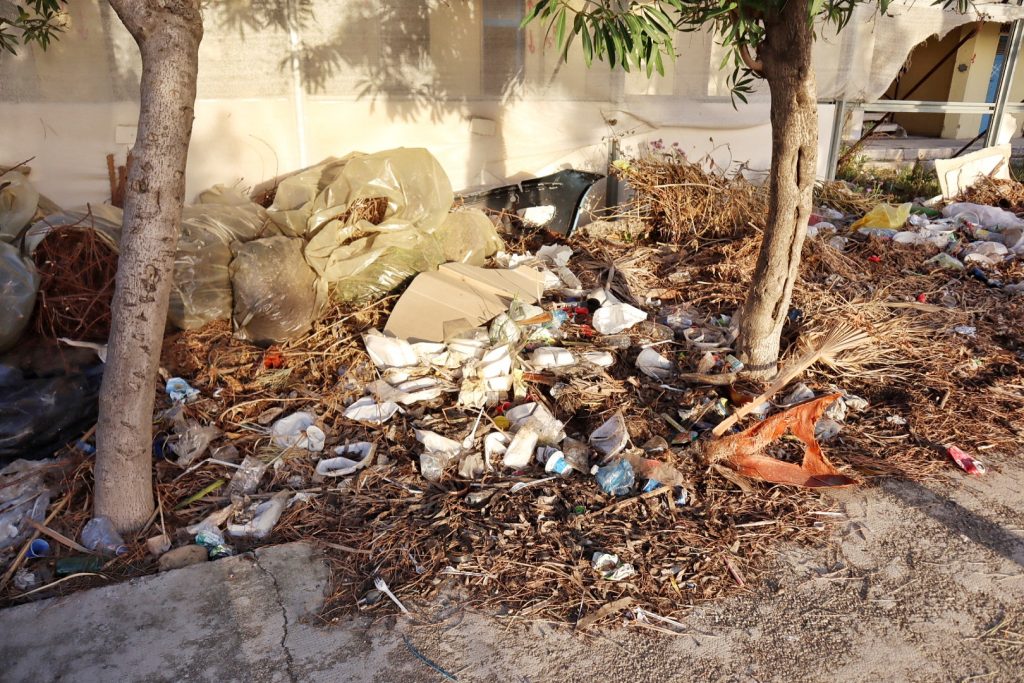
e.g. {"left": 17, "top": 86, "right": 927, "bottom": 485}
{"left": 3, "top": 466, "right": 1024, "bottom": 682}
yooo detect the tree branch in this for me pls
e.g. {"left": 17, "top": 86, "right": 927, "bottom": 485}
{"left": 738, "top": 42, "right": 763, "bottom": 75}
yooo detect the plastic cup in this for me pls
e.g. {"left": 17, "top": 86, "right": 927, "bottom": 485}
{"left": 26, "top": 538, "right": 51, "bottom": 559}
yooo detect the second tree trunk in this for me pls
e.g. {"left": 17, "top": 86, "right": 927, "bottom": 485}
{"left": 736, "top": 2, "right": 818, "bottom": 379}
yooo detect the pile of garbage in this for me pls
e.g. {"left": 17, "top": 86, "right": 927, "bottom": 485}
{"left": 1, "top": 149, "right": 506, "bottom": 354}
{"left": 2, "top": 147, "right": 1021, "bottom": 629}
{"left": 807, "top": 199, "right": 1024, "bottom": 294}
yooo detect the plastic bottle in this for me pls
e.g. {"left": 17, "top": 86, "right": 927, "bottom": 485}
{"left": 595, "top": 459, "right": 635, "bottom": 496}
{"left": 81, "top": 516, "right": 128, "bottom": 556}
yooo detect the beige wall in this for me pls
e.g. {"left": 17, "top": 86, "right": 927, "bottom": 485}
{"left": 885, "top": 30, "right": 961, "bottom": 136}
{"left": 943, "top": 22, "right": 1002, "bottom": 139}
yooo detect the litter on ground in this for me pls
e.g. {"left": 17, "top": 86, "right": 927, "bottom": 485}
{"left": 0, "top": 146, "right": 1022, "bottom": 633}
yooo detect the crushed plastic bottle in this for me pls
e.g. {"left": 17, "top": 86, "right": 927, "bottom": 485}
{"left": 81, "top": 516, "right": 128, "bottom": 556}
{"left": 595, "top": 458, "right": 635, "bottom": 496}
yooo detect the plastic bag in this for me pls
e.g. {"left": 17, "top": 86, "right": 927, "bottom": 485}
{"left": 231, "top": 236, "right": 325, "bottom": 344}
{"left": 0, "top": 242, "right": 39, "bottom": 352}
{"left": 0, "top": 458, "right": 51, "bottom": 550}
{"left": 23, "top": 205, "right": 123, "bottom": 254}
{"left": 942, "top": 202, "right": 1024, "bottom": 230}
{"left": 850, "top": 203, "right": 912, "bottom": 231}
{"left": 169, "top": 200, "right": 275, "bottom": 330}
{"left": 0, "top": 364, "right": 102, "bottom": 463}
{"left": 0, "top": 172, "right": 39, "bottom": 242}
{"left": 434, "top": 209, "right": 503, "bottom": 266}
{"left": 272, "top": 148, "right": 455, "bottom": 302}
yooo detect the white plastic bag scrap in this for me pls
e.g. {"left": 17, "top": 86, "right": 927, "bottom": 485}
{"left": 581, "top": 351, "right": 615, "bottom": 368}
{"left": 363, "top": 329, "right": 419, "bottom": 369}
{"left": 536, "top": 244, "right": 572, "bottom": 268}
{"left": 782, "top": 382, "right": 815, "bottom": 406}
{"left": 270, "top": 412, "right": 326, "bottom": 451}
{"left": 592, "top": 302, "right": 647, "bottom": 335}
{"left": 962, "top": 241, "right": 1008, "bottom": 266}
{"left": 316, "top": 442, "right": 375, "bottom": 477}
{"left": 0, "top": 242, "right": 39, "bottom": 353}
{"left": 635, "top": 347, "right": 673, "bottom": 380}
{"left": 344, "top": 396, "right": 400, "bottom": 425}
{"left": 589, "top": 411, "right": 629, "bottom": 460}
{"left": 0, "top": 171, "right": 39, "bottom": 240}
{"left": 592, "top": 552, "right": 636, "bottom": 581}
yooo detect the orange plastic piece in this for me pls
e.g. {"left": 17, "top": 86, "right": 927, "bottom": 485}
{"left": 706, "top": 393, "right": 858, "bottom": 488}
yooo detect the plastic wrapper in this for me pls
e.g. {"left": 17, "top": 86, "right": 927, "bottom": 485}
{"left": 0, "top": 172, "right": 40, "bottom": 242}
{"left": 0, "top": 458, "right": 51, "bottom": 550}
{"left": 270, "top": 148, "right": 455, "bottom": 303}
{"left": 169, "top": 199, "right": 276, "bottom": 330}
{"left": 0, "top": 242, "right": 40, "bottom": 352}
{"left": 230, "top": 236, "right": 325, "bottom": 344}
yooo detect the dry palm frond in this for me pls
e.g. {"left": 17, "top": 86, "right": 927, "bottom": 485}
{"left": 713, "top": 322, "right": 873, "bottom": 436}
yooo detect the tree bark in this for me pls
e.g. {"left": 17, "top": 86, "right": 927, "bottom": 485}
{"left": 95, "top": 0, "right": 202, "bottom": 532}
{"left": 735, "top": 0, "right": 817, "bottom": 379}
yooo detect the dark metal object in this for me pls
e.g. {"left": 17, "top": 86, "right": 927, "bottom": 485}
{"left": 457, "top": 169, "right": 604, "bottom": 237}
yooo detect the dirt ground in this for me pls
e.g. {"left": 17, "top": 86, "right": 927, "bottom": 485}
{"left": 342, "top": 455, "right": 1024, "bottom": 683}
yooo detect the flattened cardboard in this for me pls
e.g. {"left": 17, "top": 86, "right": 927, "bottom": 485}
{"left": 935, "top": 144, "right": 1011, "bottom": 199}
{"left": 384, "top": 263, "right": 545, "bottom": 342}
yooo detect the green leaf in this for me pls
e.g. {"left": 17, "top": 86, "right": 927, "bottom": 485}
{"left": 582, "top": 24, "right": 593, "bottom": 66}
{"left": 654, "top": 49, "right": 665, "bottom": 77}
{"left": 556, "top": 6, "right": 567, "bottom": 48}
{"left": 643, "top": 6, "right": 676, "bottom": 36}
{"left": 606, "top": 25, "right": 618, "bottom": 68}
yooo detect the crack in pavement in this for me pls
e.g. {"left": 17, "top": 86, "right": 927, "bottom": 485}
{"left": 252, "top": 551, "right": 297, "bottom": 683}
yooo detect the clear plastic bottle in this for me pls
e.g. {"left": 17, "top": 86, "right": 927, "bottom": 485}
{"left": 81, "top": 516, "right": 128, "bottom": 556}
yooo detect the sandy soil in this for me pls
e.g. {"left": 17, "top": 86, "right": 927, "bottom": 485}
{"left": 336, "top": 456, "right": 1024, "bottom": 683}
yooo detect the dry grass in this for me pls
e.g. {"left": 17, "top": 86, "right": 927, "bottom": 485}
{"left": 955, "top": 175, "right": 1024, "bottom": 212}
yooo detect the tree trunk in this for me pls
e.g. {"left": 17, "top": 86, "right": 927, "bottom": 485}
{"left": 95, "top": 0, "right": 202, "bottom": 532}
{"left": 736, "top": 1, "right": 817, "bottom": 379}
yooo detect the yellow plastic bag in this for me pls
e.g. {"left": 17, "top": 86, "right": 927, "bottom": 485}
{"left": 850, "top": 203, "right": 911, "bottom": 231}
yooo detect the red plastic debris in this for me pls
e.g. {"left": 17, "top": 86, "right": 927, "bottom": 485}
{"left": 704, "top": 394, "right": 859, "bottom": 487}
{"left": 578, "top": 324, "right": 596, "bottom": 338}
{"left": 868, "top": 255, "right": 882, "bottom": 263}
{"left": 946, "top": 444, "right": 986, "bottom": 475}
{"left": 263, "top": 350, "right": 285, "bottom": 369}
{"left": 916, "top": 293, "right": 927, "bottom": 303}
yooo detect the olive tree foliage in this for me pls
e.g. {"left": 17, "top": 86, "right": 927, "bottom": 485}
{"left": 0, "top": 0, "right": 67, "bottom": 53}
{"left": 523, "top": 0, "right": 968, "bottom": 376}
